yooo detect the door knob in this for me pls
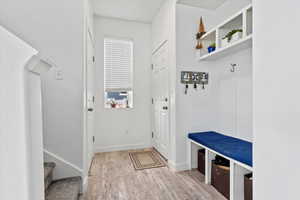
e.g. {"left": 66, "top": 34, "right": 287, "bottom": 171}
{"left": 163, "top": 106, "right": 168, "bottom": 110}
{"left": 88, "top": 108, "right": 94, "bottom": 112}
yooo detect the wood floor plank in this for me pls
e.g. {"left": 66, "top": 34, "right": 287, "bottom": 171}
{"left": 86, "top": 150, "right": 227, "bottom": 200}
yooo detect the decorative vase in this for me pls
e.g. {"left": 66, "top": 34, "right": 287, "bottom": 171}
{"left": 208, "top": 46, "right": 216, "bottom": 53}
{"left": 195, "top": 17, "right": 206, "bottom": 49}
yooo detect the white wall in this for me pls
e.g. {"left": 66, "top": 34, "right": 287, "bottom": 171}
{"left": 175, "top": 0, "right": 252, "bottom": 168}
{"left": 0, "top": 25, "right": 37, "bottom": 200}
{"left": 94, "top": 17, "right": 152, "bottom": 152}
{"left": 253, "top": 0, "right": 300, "bottom": 199}
{"left": 152, "top": 0, "right": 174, "bottom": 51}
{"left": 214, "top": 49, "right": 252, "bottom": 141}
{"left": 0, "top": 0, "right": 85, "bottom": 173}
{"left": 175, "top": 4, "right": 218, "bottom": 169}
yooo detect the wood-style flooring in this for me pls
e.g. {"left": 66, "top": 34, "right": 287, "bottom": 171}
{"left": 85, "top": 149, "right": 226, "bottom": 200}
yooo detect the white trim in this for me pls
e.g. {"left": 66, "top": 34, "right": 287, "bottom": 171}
{"left": 152, "top": 40, "right": 168, "bottom": 55}
{"left": 82, "top": 176, "right": 89, "bottom": 193}
{"left": 94, "top": 15, "right": 152, "bottom": 25}
{"left": 168, "top": 160, "right": 189, "bottom": 172}
{"left": 26, "top": 54, "right": 53, "bottom": 75}
{"left": 94, "top": 143, "right": 152, "bottom": 153}
{"left": 43, "top": 149, "right": 83, "bottom": 174}
{"left": 230, "top": 161, "right": 235, "bottom": 200}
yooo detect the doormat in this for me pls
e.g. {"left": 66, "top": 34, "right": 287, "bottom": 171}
{"left": 129, "top": 150, "right": 166, "bottom": 170}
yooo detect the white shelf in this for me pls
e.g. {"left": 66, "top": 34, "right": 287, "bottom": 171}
{"left": 198, "top": 4, "right": 252, "bottom": 61}
{"left": 200, "top": 35, "right": 252, "bottom": 61}
{"left": 200, "top": 29, "right": 216, "bottom": 40}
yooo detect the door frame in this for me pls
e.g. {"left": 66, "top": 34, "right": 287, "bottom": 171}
{"left": 151, "top": 40, "right": 170, "bottom": 160}
{"left": 86, "top": 28, "right": 95, "bottom": 165}
{"left": 82, "top": 25, "right": 95, "bottom": 189}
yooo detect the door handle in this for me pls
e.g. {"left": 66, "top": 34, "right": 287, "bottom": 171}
{"left": 163, "top": 106, "right": 168, "bottom": 110}
{"left": 88, "top": 108, "right": 94, "bottom": 112}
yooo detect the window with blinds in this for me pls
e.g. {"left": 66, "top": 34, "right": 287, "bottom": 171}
{"left": 104, "top": 38, "right": 133, "bottom": 109}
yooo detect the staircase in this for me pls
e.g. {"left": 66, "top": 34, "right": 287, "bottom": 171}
{"left": 44, "top": 162, "right": 82, "bottom": 200}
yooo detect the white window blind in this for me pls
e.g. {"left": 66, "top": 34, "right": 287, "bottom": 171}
{"left": 104, "top": 38, "right": 133, "bottom": 92}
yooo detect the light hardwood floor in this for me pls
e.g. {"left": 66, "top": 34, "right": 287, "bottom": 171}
{"left": 85, "top": 149, "right": 226, "bottom": 200}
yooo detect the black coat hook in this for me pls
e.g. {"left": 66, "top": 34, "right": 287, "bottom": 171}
{"left": 230, "top": 63, "right": 237, "bottom": 72}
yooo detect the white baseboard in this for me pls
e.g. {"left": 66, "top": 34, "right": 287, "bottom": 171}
{"left": 44, "top": 149, "right": 83, "bottom": 180}
{"left": 168, "top": 160, "right": 189, "bottom": 172}
{"left": 94, "top": 143, "right": 152, "bottom": 153}
{"left": 82, "top": 176, "right": 89, "bottom": 193}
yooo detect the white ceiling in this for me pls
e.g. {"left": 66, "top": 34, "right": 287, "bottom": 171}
{"left": 92, "top": 0, "right": 166, "bottom": 23}
{"left": 177, "top": 0, "right": 226, "bottom": 10}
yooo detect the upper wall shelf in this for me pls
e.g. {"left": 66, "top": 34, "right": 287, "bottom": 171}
{"left": 198, "top": 4, "right": 253, "bottom": 61}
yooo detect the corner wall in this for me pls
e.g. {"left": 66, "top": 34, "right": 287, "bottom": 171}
{"left": 253, "top": 0, "right": 300, "bottom": 199}
{"left": 0, "top": 25, "right": 37, "bottom": 200}
{"left": 0, "top": 0, "right": 85, "bottom": 174}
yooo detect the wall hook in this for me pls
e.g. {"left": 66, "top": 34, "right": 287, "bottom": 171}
{"left": 230, "top": 63, "right": 237, "bottom": 73}
{"left": 184, "top": 84, "right": 189, "bottom": 95}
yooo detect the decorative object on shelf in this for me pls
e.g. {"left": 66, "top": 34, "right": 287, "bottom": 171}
{"left": 181, "top": 71, "right": 209, "bottom": 94}
{"left": 222, "top": 29, "right": 243, "bottom": 47}
{"left": 196, "top": 17, "right": 206, "bottom": 49}
{"left": 207, "top": 43, "right": 216, "bottom": 53}
{"left": 223, "top": 29, "right": 243, "bottom": 42}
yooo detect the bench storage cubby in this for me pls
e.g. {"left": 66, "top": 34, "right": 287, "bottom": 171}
{"left": 212, "top": 160, "right": 230, "bottom": 199}
{"left": 197, "top": 149, "right": 205, "bottom": 175}
{"left": 244, "top": 173, "right": 253, "bottom": 200}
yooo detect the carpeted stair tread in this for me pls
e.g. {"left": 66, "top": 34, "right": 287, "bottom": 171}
{"left": 44, "top": 162, "right": 56, "bottom": 180}
{"left": 44, "top": 162, "right": 56, "bottom": 191}
{"left": 45, "top": 176, "right": 81, "bottom": 200}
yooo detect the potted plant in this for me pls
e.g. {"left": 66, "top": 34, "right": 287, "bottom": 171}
{"left": 110, "top": 100, "right": 117, "bottom": 108}
{"left": 207, "top": 42, "right": 216, "bottom": 53}
{"left": 221, "top": 29, "right": 243, "bottom": 47}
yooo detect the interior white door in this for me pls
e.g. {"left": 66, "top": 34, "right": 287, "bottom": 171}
{"left": 151, "top": 42, "right": 170, "bottom": 159}
{"left": 86, "top": 30, "right": 95, "bottom": 168}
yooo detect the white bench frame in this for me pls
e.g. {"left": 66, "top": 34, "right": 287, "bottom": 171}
{"left": 187, "top": 138, "right": 253, "bottom": 200}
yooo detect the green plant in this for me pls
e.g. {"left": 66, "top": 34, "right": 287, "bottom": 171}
{"left": 222, "top": 29, "right": 242, "bottom": 42}
{"left": 209, "top": 42, "right": 216, "bottom": 48}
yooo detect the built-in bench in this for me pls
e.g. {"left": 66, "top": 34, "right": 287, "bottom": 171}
{"left": 187, "top": 131, "right": 253, "bottom": 200}
{"left": 188, "top": 131, "right": 252, "bottom": 167}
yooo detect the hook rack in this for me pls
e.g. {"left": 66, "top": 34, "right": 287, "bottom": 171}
{"left": 181, "top": 71, "right": 209, "bottom": 94}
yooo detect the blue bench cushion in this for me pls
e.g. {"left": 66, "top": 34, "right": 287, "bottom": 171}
{"left": 188, "top": 131, "right": 253, "bottom": 167}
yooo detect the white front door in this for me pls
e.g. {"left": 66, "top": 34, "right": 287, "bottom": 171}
{"left": 86, "top": 30, "right": 95, "bottom": 168}
{"left": 151, "top": 41, "right": 170, "bottom": 159}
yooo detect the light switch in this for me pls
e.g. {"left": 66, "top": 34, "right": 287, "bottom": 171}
{"left": 55, "top": 69, "right": 63, "bottom": 80}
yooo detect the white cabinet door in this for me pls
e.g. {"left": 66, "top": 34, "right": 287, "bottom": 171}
{"left": 151, "top": 42, "right": 169, "bottom": 159}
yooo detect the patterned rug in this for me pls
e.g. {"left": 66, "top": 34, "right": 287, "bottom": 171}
{"left": 129, "top": 150, "right": 166, "bottom": 170}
